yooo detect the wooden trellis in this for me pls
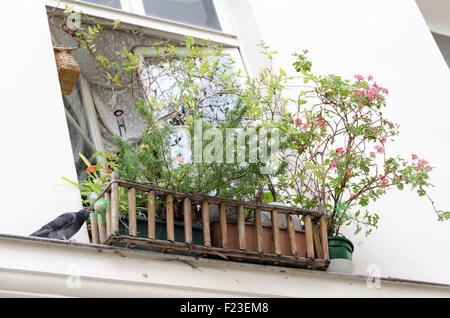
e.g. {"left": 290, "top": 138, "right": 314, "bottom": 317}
{"left": 90, "top": 173, "right": 330, "bottom": 270}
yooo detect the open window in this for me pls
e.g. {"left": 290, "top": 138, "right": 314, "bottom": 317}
{"left": 76, "top": 0, "right": 231, "bottom": 32}
{"left": 133, "top": 45, "right": 247, "bottom": 162}
{"left": 48, "top": 5, "right": 245, "bottom": 178}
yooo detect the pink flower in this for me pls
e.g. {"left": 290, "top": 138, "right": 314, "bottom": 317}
{"left": 412, "top": 154, "right": 418, "bottom": 160}
{"left": 385, "top": 88, "right": 389, "bottom": 95}
{"left": 329, "top": 162, "right": 336, "bottom": 169}
{"left": 374, "top": 145, "right": 384, "bottom": 153}
{"left": 425, "top": 165, "right": 433, "bottom": 172}
{"left": 317, "top": 119, "right": 325, "bottom": 127}
{"left": 176, "top": 156, "right": 185, "bottom": 163}
{"left": 366, "top": 91, "right": 377, "bottom": 100}
{"left": 303, "top": 49, "right": 309, "bottom": 54}
{"left": 418, "top": 159, "right": 429, "bottom": 166}
{"left": 336, "top": 147, "right": 345, "bottom": 154}
{"left": 295, "top": 118, "right": 302, "bottom": 127}
{"left": 379, "top": 174, "right": 389, "bottom": 187}
{"left": 368, "top": 75, "right": 373, "bottom": 81}
{"left": 354, "top": 74, "right": 364, "bottom": 81}
{"left": 370, "top": 152, "right": 376, "bottom": 159}
{"left": 350, "top": 193, "right": 356, "bottom": 199}
{"left": 354, "top": 90, "right": 362, "bottom": 96}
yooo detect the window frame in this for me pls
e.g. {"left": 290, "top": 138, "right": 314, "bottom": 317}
{"left": 46, "top": 0, "right": 236, "bottom": 42}
{"left": 46, "top": 0, "right": 243, "bottom": 166}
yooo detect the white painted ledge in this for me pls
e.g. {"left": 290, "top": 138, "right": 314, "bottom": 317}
{"left": 0, "top": 235, "right": 449, "bottom": 298}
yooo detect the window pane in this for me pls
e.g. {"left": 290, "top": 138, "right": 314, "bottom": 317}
{"left": 142, "top": 0, "right": 221, "bottom": 31}
{"left": 143, "top": 54, "right": 237, "bottom": 125}
{"left": 80, "top": 0, "right": 122, "bottom": 9}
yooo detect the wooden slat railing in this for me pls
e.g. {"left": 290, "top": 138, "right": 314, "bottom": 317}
{"left": 90, "top": 173, "right": 330, "bottom": 270}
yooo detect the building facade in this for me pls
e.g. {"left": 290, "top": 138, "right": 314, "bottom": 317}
{"left": 0, "top": 0, "right": 449, "bottom": 297}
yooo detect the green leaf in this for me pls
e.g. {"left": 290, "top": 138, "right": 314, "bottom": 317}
{"left": 79, "top": 153, "right": 91, "bottom": 167}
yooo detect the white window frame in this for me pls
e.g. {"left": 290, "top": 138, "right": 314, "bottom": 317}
{"left": 46, "top": 0, "right": 237, "bottom": 44}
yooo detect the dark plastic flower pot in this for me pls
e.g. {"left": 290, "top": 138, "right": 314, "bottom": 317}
{"left": 328, "top": 236, "right": 354, "bottom": 261}
{"left": 117, "top": 215, "right": 204, "bottom": 256}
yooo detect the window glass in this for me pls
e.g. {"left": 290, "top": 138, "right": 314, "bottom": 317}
{"left": 143, "top": 54, "right": 237, "bottom": 126}
{"left": 80, "top": 0, "right": 122, "bottom": 9}
{"left": 142, "top": 0, "right": 221, "bottom": 31}
{"left": 140, "top": 51, "right": 240, "bottom": 162}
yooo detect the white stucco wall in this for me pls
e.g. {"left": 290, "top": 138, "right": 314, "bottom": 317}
{"left": 248, "top": 0, "right": 450, "bottom": 284}
{"left": 0, "top": 0, "right": 89, "bottom": 242}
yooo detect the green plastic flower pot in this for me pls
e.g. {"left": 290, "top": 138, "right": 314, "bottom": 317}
{"left": 328, "top": 236, "right": 354, "bottom": 261}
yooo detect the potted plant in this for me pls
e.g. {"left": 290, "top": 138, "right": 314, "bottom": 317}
{"left": 246, "top": 47, "right": 450, "bottom": 272}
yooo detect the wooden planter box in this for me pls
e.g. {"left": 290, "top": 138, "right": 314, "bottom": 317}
{"left": 117, "top": 215, "right": 204, "bottom": 256}
{"left": 211, "top": 221, "right": 307, "bottom": 257}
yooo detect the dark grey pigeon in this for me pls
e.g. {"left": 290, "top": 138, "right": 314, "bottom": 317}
{"left": 30, "top": 209, "right": 90, "bottom": 240}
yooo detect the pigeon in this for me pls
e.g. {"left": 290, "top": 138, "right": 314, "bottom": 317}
{"left": 30, "top": 208, "right": 91, "bottom": 240}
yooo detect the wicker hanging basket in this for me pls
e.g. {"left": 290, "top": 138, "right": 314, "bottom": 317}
{"left": 53, "top": 45, "right": 81, "bottom": 95}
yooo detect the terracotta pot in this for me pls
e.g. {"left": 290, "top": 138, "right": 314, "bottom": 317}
{"left": 211, "top": 221, "right": 307, "bottom": 257}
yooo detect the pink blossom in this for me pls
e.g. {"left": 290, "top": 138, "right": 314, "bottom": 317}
{"left": 354, "top": 74, "right": 364, "bottom": 81}
{"left": 368, "top": 75, "right": 373, "bottom": 81}
{"left": 425, "top": 165, "right": 433, "bottom": 172}
{"left": 336, "top": 148, "right": 345, "bottom": 154}
{"left": 329, "top": 162, "right": 336, "bottom": 169}
{"left": 370, "top": 152, "right": 376, "bottom": 159}
{"left": 379, "top": 174, "right": 389, "bottom": 187}
{"left": 372, "top": 84, "right": 382, "bottom": 91}
{"left": 374, "top": 145, "right": 384, "bottom": 153}
{"left": 366, "top": 91, "right": 377, "bottom": 101}
{"left": 176, "top": 156, "right": 185, "bottom": 163}
{"left": 303, "top": 49, "right": 309, "bottom": 54}
{"left": 412, "top": 154, "right": 418, "bottom": 160}
{"left": 295, "top": 118, "right": 302, "bottom": 127}
{"left": 317, "top": 119, "right": 325, "bottom": 127}
{"left": 354, "top": 90, "right": 362, "bottom": 96}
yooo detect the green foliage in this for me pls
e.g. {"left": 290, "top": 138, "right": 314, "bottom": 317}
{"left": 256, "top": 50, "right": 448, "bottom": 236}
{"left": 53, "top": 12, "right": 448, "bottom": 238}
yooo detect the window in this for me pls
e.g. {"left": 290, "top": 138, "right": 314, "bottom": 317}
{"left": 48, "top": 0, "right": 240, "bottom": 174}
{"left": 142, "top": 0, "right": 221, "bottom": 31}
{"left": 134, "top": 46, "right": 246, "bottom": 162}
{"left": 80, "top": 0, "right": 122, "bottom": 9}
{"left": 135, "top": 46, "right": 245, "bottom": 125}
{"left": 74, "top": 0, "right": 231, "bottom": 33}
